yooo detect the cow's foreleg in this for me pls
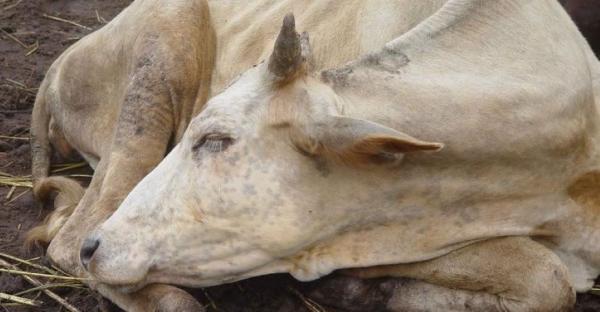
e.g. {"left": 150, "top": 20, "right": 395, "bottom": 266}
{"left": 47, "top": 54, "right": 202, "bottom": 311}
{"left": 97, "top": 284, "right": 204, "bottom": 312}
{"left": 326, "top": 237, "right": 575, "bottom": 312}
{"left": 47, "top": 158, "right": 107, "bottom": 275}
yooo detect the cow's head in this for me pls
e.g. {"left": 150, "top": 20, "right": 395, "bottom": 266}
{"left": 82, "top": 14, "right": 443, "bottom": 289}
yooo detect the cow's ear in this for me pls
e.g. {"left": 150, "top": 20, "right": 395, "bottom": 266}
{"left": 268, "top": 14, "right": 312, "bottom": 83}
{"left": 295, "top": 116, "right": 443, "bottom": 166}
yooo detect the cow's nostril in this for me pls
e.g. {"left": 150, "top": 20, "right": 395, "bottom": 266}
{"left": 80, "top": 237, "right": 100, "bottom": 270}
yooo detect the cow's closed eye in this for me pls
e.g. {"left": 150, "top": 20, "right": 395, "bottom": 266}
{"left": 192, "top": 134, "right": 234, "bottom": 153}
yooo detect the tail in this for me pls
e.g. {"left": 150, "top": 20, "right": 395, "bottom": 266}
{"left": 26, "top": 177, "right": 85, "bottom": 246}
{"left": 27, "top": 74, "right": 86, "bottom": 246}
{"left": 31, "top": 84, "right": 51, "bottom": 192}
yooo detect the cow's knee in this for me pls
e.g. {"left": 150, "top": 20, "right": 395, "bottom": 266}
{"left": 98, "top": 284, "right": 204, "bottom": 312}
{"left": 154, "top": 285, "right": 204, "bottom": 312}
{"left": 501, "top": 252, "right": 575, "bottom": 312}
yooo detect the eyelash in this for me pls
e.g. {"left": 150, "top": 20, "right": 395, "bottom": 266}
{"left": 192, "top": 134, "right": 234, "bottom": 153}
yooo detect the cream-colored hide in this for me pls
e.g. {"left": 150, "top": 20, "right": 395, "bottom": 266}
{"left": 31, "top": 0, "right": 448, "bottom": 311}
{"left": 88, "top": 1, "right": 600, "bottom": 311}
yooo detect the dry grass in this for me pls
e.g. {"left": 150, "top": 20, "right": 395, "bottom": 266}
{"left": 41, "top": 14, "right": 91, "bottom": 30}
{"left": 0, "top": 174, "right": 32, "bottom": 188}
{"left": 0, "top": 162, "right": 89, "bottom": 191}
{"left": 0, "top": 254, "right": 87, "bottom": 311}
{"left": 0, "top": 292, "right": 42, "bottom": 307}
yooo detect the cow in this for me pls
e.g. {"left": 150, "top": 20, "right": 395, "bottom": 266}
{"left": 81, "top": 0, "right": 600, "bottom": 311}
{"left": 30, "top": 0, "right": 449, "bottom": 310}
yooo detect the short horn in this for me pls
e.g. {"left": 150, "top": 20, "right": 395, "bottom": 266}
{"left": 268, "top": 13, "right": 303, "bottom": 81}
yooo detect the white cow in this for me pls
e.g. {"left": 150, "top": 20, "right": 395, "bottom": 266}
{"left": 86, "top": 0, "right": 600, "bottom": 311}
{"left": 83, "top": 0, "right": 600, "bottom": 310}
{"left": 32, "top": 0, "right": 451, "bottom": 310}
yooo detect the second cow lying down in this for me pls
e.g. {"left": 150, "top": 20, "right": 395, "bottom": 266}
{"left": 77, "top": 1, "right": 600, "bottom": 312}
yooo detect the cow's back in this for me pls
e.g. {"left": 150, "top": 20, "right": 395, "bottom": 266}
{"left": 207, "top": 0, "right": 447, "bottom": 94}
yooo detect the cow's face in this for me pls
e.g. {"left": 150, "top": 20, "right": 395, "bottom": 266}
{"left": 83, "top": 15, "right": 442, "bottom": 288}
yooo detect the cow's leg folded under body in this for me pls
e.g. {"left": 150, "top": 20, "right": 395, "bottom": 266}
{"left": 97, "top": 284, "right": 203, "bottom": 312}
{"left": 46, "top": 51, "right": 203, "bottom": 311}
{"left": 313, "top": 237, "right": 575, "bottom": 312}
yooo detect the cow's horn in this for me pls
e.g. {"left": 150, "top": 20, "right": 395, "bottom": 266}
{"left": 268, "top": 13, "right": 303, "bottom": 81}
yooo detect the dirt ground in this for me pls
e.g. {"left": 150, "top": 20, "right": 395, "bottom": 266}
{"left": 1, "top": 1, "right": 600, "bottom": 311}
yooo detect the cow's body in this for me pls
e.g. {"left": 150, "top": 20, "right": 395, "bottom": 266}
{"left": 77, "top": 1, "right": 600, "bottom": 311}
{"left": 31, "top": 0, "right": 449, "bottom": 310}
{"left": 308, "top": 0, "right": 600, "bottom": 292}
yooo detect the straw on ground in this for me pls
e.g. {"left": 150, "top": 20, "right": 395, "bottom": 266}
{"left": 42, "top": 13, "right": 92, "bottom": 30}
{"left": 0, "top": 161, "right": 89, "bottom": 190}
{"left": 0, "top": 292, "right": 42, "bottom": 307}
{"left": 0, "top": 256, "right": 83, "bottom": 312}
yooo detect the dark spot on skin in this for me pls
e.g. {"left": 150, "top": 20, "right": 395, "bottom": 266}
{"left": 136, "top": 55, "right": 153, "bottom": 68}
{"left": 223, "top": 151, "right": 241, "bottom": 166}
{"left": 458, "top": 207, "right": 478, "bottom": 223}
{"left": 313, "top": 157, "right": 330, "bottom": 177}
{"left": 320, "top": 67, "right": 353, "bottom": 88}
{"left": 321, "top": 49, "right": 409, "bottom": 89}
{"left": 135, "top": 126, "right": 144, "bottom": 135}
{"left": 360, "top": 51, "right": 409, "bottom": 73}
{"left": 271, "top": 121, "right": 291, "bottom": 129}
{"left": 243, "top": 184, "right": 257, "bottom": 196}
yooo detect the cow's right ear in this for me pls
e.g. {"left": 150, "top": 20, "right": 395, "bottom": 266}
{"left": 293, "top": 116, "right": 443, "bottom": 166}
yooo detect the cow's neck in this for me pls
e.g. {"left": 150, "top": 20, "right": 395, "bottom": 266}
{"left": 205, "top": 0, "right": 448, "bottom": 95}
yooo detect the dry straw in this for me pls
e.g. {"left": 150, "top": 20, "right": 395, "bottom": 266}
{"left": 0, "top": 255, "right": 84, "bottom": 312}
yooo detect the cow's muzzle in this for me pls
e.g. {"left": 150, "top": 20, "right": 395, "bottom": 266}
{"left": 80, "top": 237, "right": 100, "bottom": 270}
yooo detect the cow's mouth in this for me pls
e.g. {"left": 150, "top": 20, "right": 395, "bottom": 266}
{"left": 88, "top": 267, "right": 149, "bottom": 289}
{"left": 84, "top": 252, "right": 151, "bottom": 289}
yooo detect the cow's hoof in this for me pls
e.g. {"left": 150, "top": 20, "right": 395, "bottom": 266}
{"left": 154, "top": 286, "right": 205, "bottom": 312}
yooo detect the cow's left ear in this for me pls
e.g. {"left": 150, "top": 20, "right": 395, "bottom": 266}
{"left": 295, "top": 116, "right": 443, "bottom": 165}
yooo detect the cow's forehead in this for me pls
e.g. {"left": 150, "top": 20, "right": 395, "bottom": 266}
{"left": 190, "top": 66, "right": 267, "bottom": 134}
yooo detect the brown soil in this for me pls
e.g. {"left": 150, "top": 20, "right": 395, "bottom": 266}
{"left": 1, "top": 1, "right": 599, "bottom": 311}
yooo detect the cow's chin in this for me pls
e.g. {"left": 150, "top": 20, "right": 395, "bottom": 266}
{"left": 86, "top": 256, "right": 151, "bottom": 291}
{"left": 130, "top": 257, "right": 294, "bottom": 289}
{"left": 88, "top": 267, "right": 150, "bottom": 291}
